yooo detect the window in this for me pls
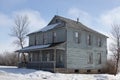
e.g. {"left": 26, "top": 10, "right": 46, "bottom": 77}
{"left": 74, "top": 32, "right": 80, "bottom": 43}
{"left": 42, "top": 51, "right": 54, "bottom": 61}
{"left": 42, "top": 53, "right": 50, "bottom": 61}
{"left": 98, "top": 53, "right": 101, "bottom": 64}
{"left": 44, "top": 33, "right": 48, "bottom": 44}
{"left": 53, "top": 31, "right": 56, "bottom": 42}
{"left": 98, "top": 37, "right": 102, "bottom": 47}
{"left": 29, "top": 53, "right": 32, "bottom": 61}
{"left": 87, "top": 34, "right": 92, "bottom": 45}
{"left": 49, "top": 53, "right": 54, "bottom": 61}
{"left": 43, "top": 33, "right": 45, "bottom": 44}
{"left": 42, "top": 53, "right": 47, "bottom": 61}
{"left": 58, "top": 54, "right": 63, "bottom": 63}
{"left": 88, "top": 53, "right": 93, "bottom": 64}
{"left": 34, "top": 35, "right": 36, "bottom": 45}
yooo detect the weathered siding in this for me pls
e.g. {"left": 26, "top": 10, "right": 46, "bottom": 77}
{"left": 53, "top": 28, "right": 66, "bottom": 43}
{"left": 29, "top": 34, "right": 35, "bottom": 46}
{"left": 29, "top": 27, "right": 66, "bottom": 46}
{"left": 43, "top": 31, "right": 53, "bottom": 44}
{"left": 36, "top": 32, "right": 44, "bottom": 45}
{"left": 66, "top": 27, "right": 107, "bottom": 69}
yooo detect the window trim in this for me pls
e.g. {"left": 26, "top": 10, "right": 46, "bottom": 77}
{"left": 87, "top": 34, "right": 92, "bottom": 46}
{"left": 98, "top": 37, "right": 102, "bottom": 47}
{"left": 53, "top": 31, "right": 57, "bottom": 43}
{"left": 98, "top": 53, "right": 101, "bottom": 64}
{"left": 88, "top": 52, "right": 93, "bottom": 64}
{"left": 74, "top": 31, "right": 80, "bottom": 43}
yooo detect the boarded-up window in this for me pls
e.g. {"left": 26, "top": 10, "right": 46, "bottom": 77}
{"left": 74, "top": 32, "right": 80, "bottom": 43}
{"left": 98, "top": 53, "right": 101, "bottom": 64}
{"left": 88, "top": 53, "right": 93, "bottom": 64}
{"left": 87, "top": 34, "right": 92, "bottom": 46}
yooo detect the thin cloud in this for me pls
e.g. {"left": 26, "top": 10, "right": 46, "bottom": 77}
{"left": 0, "top": 13, "right": 13, "bottom": 27}
{"left": 100, "top": 6, "right": 120, "bottom": 27}
{"left": 0, "top": 0, "right": 27, "bottom": 9}
{"left": 68, "top": 8, "right": 92, "bottom": 27}
{"left": 0, "top": 9, "right": 47, "bottom": 53}
{"left": 13, "top": 9, "right": 47, "bottom": 32}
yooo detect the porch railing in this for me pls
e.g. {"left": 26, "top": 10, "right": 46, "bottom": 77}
{"left": 26, "top": 61, "right": 54, "bottom": 69}
{"left": 18, "top": 61, "right": 64, "bottom": 70}
{"left": 18, "top": 61, "right": 54, "bottom": 69}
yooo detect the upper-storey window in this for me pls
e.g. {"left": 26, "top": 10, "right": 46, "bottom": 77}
{"left": 74, "top": 32, "right": 80, "bottom": 43}
{"left": 34, "top": 34, "right": 36, "bottom": 45}
{"left": 87, "top": 34, "right": 92, "bottom": 46}
{"left": 53, "top": 31, "right": 57, "bottom": 42}
{"left": 43, "top": 33, "right": 48, "bottom": 44}
{"left": 98, "top": 37, "right": 102, "bottom": 47}
{"left": 29, "top": 34, "right": 36, "bottom": 46}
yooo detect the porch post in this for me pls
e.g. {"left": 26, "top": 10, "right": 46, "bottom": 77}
{"left": 17, "top": 52, "right": 21, "bottom": 68}
{"left": 54, "top": 48, "right": 56, "bottom": 72}
{"left": 18, "top": 52, "right": 20, "bottom": 62}
{"left": 40, "top": 50, "right": 42, "bottom": 61}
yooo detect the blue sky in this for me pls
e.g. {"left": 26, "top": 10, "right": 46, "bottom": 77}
{"left": 0, "top": 0, "right": 120, "bottom": 53}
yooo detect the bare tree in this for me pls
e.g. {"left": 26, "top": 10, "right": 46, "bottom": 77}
{"left": 10, "top": 15, "right": 29, "bottom": 62}
{"left": 110, "top": 24, "right": 120, "bottom": 75}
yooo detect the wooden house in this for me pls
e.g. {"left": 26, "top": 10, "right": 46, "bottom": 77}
{"left": 17, "top": 15, "right": 108, "bottom": 73}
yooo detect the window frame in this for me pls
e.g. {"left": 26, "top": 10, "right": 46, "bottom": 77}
{"left": 53, "top": 31, "right": 57, "bottom": 43}
{"left": 98, "top": 53, "right": 101, "bottom": 64}
{"left": 98, "top": 37, "right": 102, "bottom": 47}
{"left": 87, "top": 34, "right": 92, "bottom": 46}
{"left": 88, "top": 52, "right": 93, "bottom": 64}
{"left": 74, "top": 31, "right": 80, "bottom": 43}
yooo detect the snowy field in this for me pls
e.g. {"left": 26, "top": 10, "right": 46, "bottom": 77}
{"left": 0, "top": 66, "right": 119, "bottom": 80}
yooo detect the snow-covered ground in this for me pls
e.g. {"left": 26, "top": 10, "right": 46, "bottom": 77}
{"left": 0, "top": 66, "right": 119, "bottom": 80}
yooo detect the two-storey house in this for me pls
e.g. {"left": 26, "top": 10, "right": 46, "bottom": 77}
{"left": 17, "top": 15, "right": 108, "bottom": 73}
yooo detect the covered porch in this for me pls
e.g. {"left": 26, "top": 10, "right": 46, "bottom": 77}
{"left": 17, "top": 44, "right": 66, "bottom": 72}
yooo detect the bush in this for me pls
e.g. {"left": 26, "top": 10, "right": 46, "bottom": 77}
{"left": 0, "top": 51, "right": 18, "bottom": 66}
{"left": 106, "top": 59, "right": 116, "bottom": 74}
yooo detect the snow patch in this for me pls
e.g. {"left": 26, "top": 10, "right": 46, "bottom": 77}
{"left": 0, "top": 66, "right": 119, "bottom": 80}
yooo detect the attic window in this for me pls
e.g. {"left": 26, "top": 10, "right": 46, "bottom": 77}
{"left": 56, "top": 19, "right": 59, "bottom": 23}
{"left": 55, "top": 19, "right": 62, "bottom": 23}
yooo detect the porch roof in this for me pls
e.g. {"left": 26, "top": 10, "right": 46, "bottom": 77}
{"left": 16, "top": 44, "right": 50, "bottom": 52}
{"left": 16, "top": 42, "right": 65, "bottom": 53}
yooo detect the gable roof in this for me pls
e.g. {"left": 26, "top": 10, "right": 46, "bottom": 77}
{"left": 28, "top": 15, "right": 108, "bottom": 38}
{"left": 52, "top": 15, "right": 108, "bottom": 38}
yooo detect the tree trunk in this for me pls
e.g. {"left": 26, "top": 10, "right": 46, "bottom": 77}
{"left": 20, "top": 40, "right": 26, "bottom": 63}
